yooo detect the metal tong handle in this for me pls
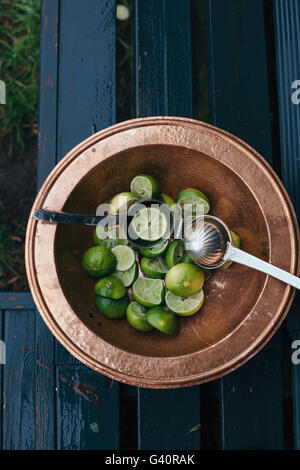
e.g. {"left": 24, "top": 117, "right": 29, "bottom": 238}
{"left": 224, "top": 242, "right": 300, "bottom": 290}
{"left": 33, "top": 209, "right": 119, "bottom": 226}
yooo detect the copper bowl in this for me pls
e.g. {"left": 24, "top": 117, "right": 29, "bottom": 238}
{"left": 25, "top": 117, "right": 299, "bottom": 388}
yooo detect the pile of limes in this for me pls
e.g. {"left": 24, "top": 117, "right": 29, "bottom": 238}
{"left": 81, "top": 174, "right": 240, "bottom": 335}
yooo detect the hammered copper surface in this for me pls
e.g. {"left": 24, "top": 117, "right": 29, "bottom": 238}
{"left": 25, "top": 117, "right": 299, "bottom": 388}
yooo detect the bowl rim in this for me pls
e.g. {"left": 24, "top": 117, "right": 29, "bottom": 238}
{"left": 25, "top": 116, "right": 300, "bottom": 388}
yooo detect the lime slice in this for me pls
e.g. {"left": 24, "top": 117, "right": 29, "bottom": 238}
{"left": 130, "top": 207, "right": 168, "bottom": 242}
{"left": 95, "top": 294, "right": 129, "bottom": 319}
{"left": 110, "top": 192, "right": 137, "bottom": 214}
{"left": 130, "top": 174, "right": 160, "bottom": 199}
{"left": 166, "top": 240, "right": 184, "bottom": 268}
{"left": 165, "top": 262, "right": 204, "bottom": 296}
{"left": 126, "top": 302, "right": 153, "bottom": 331}
{"left": 114, "top": 262, "right": 138, "bottom": 287}
{"left": 146, "top": 307, "right": 178, "bottom": 335}
{"left": 132, "top": 277, "right": 165, "bottom": 307}
{"left": 140, "top": 256, "right": 169, "bottom": 279}
{"left": 165, "top": 290, "right": 204, "bottom": 316}
{"left": 111, "top": 245, "right": 135, "bottom": 271}
{"left": 139, "top": 239, "right": 169, "bottom": 258}
{"left": 220, "top": 230, "right": 240, "bottom": 270}
{"left": 94, "top": 276, "right": 126, "bottom": 299}
{"left": 161, "top": 193, "right": 180, "bottom": 217}
{"left": 177, "top": 188, "right": 210, "bottom": 217}
{"left": 82, "top": 246, "right": 117, "bottom": 278}
{"left": 94, "top": 225, "right": 127, "bottom": 250}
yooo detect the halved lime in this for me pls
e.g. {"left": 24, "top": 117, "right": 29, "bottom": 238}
{"left": 111, "top": 245, "right": 135, "bottom": 271}
{"left": 166, "top": 240, "right": 184, "bottom": 268}
{"left": 177, "top": 188, "right": 210, "bottom": 217}
{"left": 165, "top": 289, "right": 204, "bottom": 316}
{"left": 130, "top": 174, "right": 160, "bottom": 199}
{"left": 130, "top": 207, "right": 168, "bottom": 242}
{"left": 146, "top": 306, "right": 178, "bottom": 335}
{"left": 132, "top": 277, "right": 165, "bottom": 307}
{"left": 114, "top": 262, "right": 138, "bottom": 287}
{"left": 165, "top": 262, "right": 204, "bottom": 296}
{"left": 126, "top": 302, "right": 153, "bottom": 331}
{"left": 140, "top": 256, "right": 169, "bottom": 279}
{"left": 95, "top": 294, "right": 129, "bottom": 319}
{"left": 110, "top": 192, "right": 137, "bottom": 214}
{"left": 94, "top": 225, "right": 127, "bottom": 250}
{"left": 94, "top": 276, "right": 126, "bottom": 299}
{"left": 139, "top": 239, "right": 169, "bottom": 258}
{"left": 82, "top": 246, "right": 117, "bottom": 278}
{"left": 220, "top": 230, "right": 240, "bottom": 270}
{"left": 161, "top": 193, "right": 180, "bottom": 217}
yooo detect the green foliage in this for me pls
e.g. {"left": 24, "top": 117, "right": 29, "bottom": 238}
{"left": 0, "top": 0, "right": 41, "bottom": 153}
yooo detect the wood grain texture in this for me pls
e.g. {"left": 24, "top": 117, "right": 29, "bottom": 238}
{"left": 206, "top": 0, "right": 283, "bottom": 449}
{"left": 0, "top": 292, "right": 35, "bottom": 310}
{"left": 273, "top": 0, "right": 300, "bottom": 448}
{"left": 135, "top": 0, "right": 201, "bottom": 450}
{"left": 207, "top": 0, "right": 273, "bottom": 165}
{"left": 56, "top": 365, "right": 119, "bottom": 450}
{"left": 35, "top": 0, "right": 60, "bottom": 449}
{"left": 3, "top": 310, "right": 36, "bottom": 450}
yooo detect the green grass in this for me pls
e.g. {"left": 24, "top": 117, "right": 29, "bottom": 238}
{"left": 0, "top": 0, "right": 41, "bottom": 154}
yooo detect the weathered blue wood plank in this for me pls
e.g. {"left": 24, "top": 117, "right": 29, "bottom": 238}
{"left": 56, "top": 365, "right": 119, "bottom": 450}
{"left": 55, "top": 0, "right": 117, "bottom": 366}
{"left": 35, "top": 0, "right": 59, "bottom": 449}
{"left": 206, "top": 0, "right": 283, "bottom": 449}
{"left": 135, "top": 0, "right": 201, "bottom": 450}
{"left": 207, "top": 0, "right": 273, "bottom": 165}
{"left": 138, "top": 389, "right": 201, "bottom": 450}
{"left": 219, "top": 349, "right": 283, "bottom": 450}
{"left": 0, "top": 292, "right": 35, "bottom": 310}
{"left": 3, "top": 310, "right": 36, "bottom": 450}
{"left": 273, "top": 0, "right": 300, "bottom": 448}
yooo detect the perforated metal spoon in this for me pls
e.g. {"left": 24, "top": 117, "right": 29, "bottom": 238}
{"left": 33, "top": 199, "right": 174, "bottom": 249}
{"left": 184, "top": 215, "right": 300, "bottom": 290}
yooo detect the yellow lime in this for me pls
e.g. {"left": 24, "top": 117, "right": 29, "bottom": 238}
{"left": 165, "top": 262, "right": 204, "bottom": 296}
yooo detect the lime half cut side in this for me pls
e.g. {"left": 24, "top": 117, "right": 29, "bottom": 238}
{"left": 165, "top": 289, "right": 204, "bottom": 316}
{"left": 111, "top": 245, "right": 135, "bottom": 271}
{"left": 94, "top": 225, "right": 127, "bottom": 250}
{"left": 130, "top": 174, "right": 160, "bottom": 199}
{"left": 140, "top": 256, "right": 169, "bottom": 279}
{"left": 132, "top": 277, "right": 165, "bottom": 307}
{"left": 139, "top": 239, "right": 169, "bottom": 258}
{"left": 177, "top": 188, "right": 210, "bottom": 217}
{"left": 114, "top": 262, "right": 138, "bottom": 287}
{"left": 130, "top": 207, "right": 168, "bottom": 242}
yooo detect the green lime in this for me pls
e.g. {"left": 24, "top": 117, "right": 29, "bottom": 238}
{"left": 94, "top": 225, "right": 127, "bottom": 250}
{"left": 130, "top": 207, "right": 168, "bottom": 242}
{"left": 161, "top": 193, "right": 180, "bottom": 216}
{"left": 111, "top": 245, "right": 135, "bottom": 271}
{"left": 94, "top": 276, "right": 126, "bottom": 299}
{"left": 165, "top": 290, "right": 204, "bottom": 316}
{"left": 114, "top": 262, "right": 138, "bottom": 287}
{"left": 146, "top": 307, "right": 178, "bottom": 335}
{"left": 140, "top": 256, "right": 169, "bottom": 279}
{"left": 139, "top": 239, "right": 169, "bottom": 258}
{"left": 177, "top": 188, "right": 210, "bottom": 217}
{"left": 165, "top": 263, "right": 204, "bottom": 296}
{"left": 181, "top": 252, "right": 194, "bottom": 264}
{"left": 95, "top": 294, "right": 129, "bottom": 319}
{"left": 166, "top": 240, "right": 184, "bottom": 268}
{"left": 130, "top": 174, "right": 160, "bottom": 199}
{"left": 82, "top": 246, "right": 117, "bottom": 278}
{"left": 126, "top": 302, "right": 153, "bottom": 332}
{"left": 110, "top": 192, "right": 137, "bottom": 214}
{"left": 132, "top": 277, "right": 165, "bottom": 307}
{"left": 220, "top": 230, "right": 240, "bottom": 270}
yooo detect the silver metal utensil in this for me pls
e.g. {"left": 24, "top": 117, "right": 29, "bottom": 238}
{"left": 184, "top": 215, "right": 300, "bottom": 290}
{"left": 33, "top": 199, "right": 174, "bottom": 250}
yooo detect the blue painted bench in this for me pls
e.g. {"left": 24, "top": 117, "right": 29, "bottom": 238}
{"left": 0, "top": 0, "right": 299, "bottom": 449}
